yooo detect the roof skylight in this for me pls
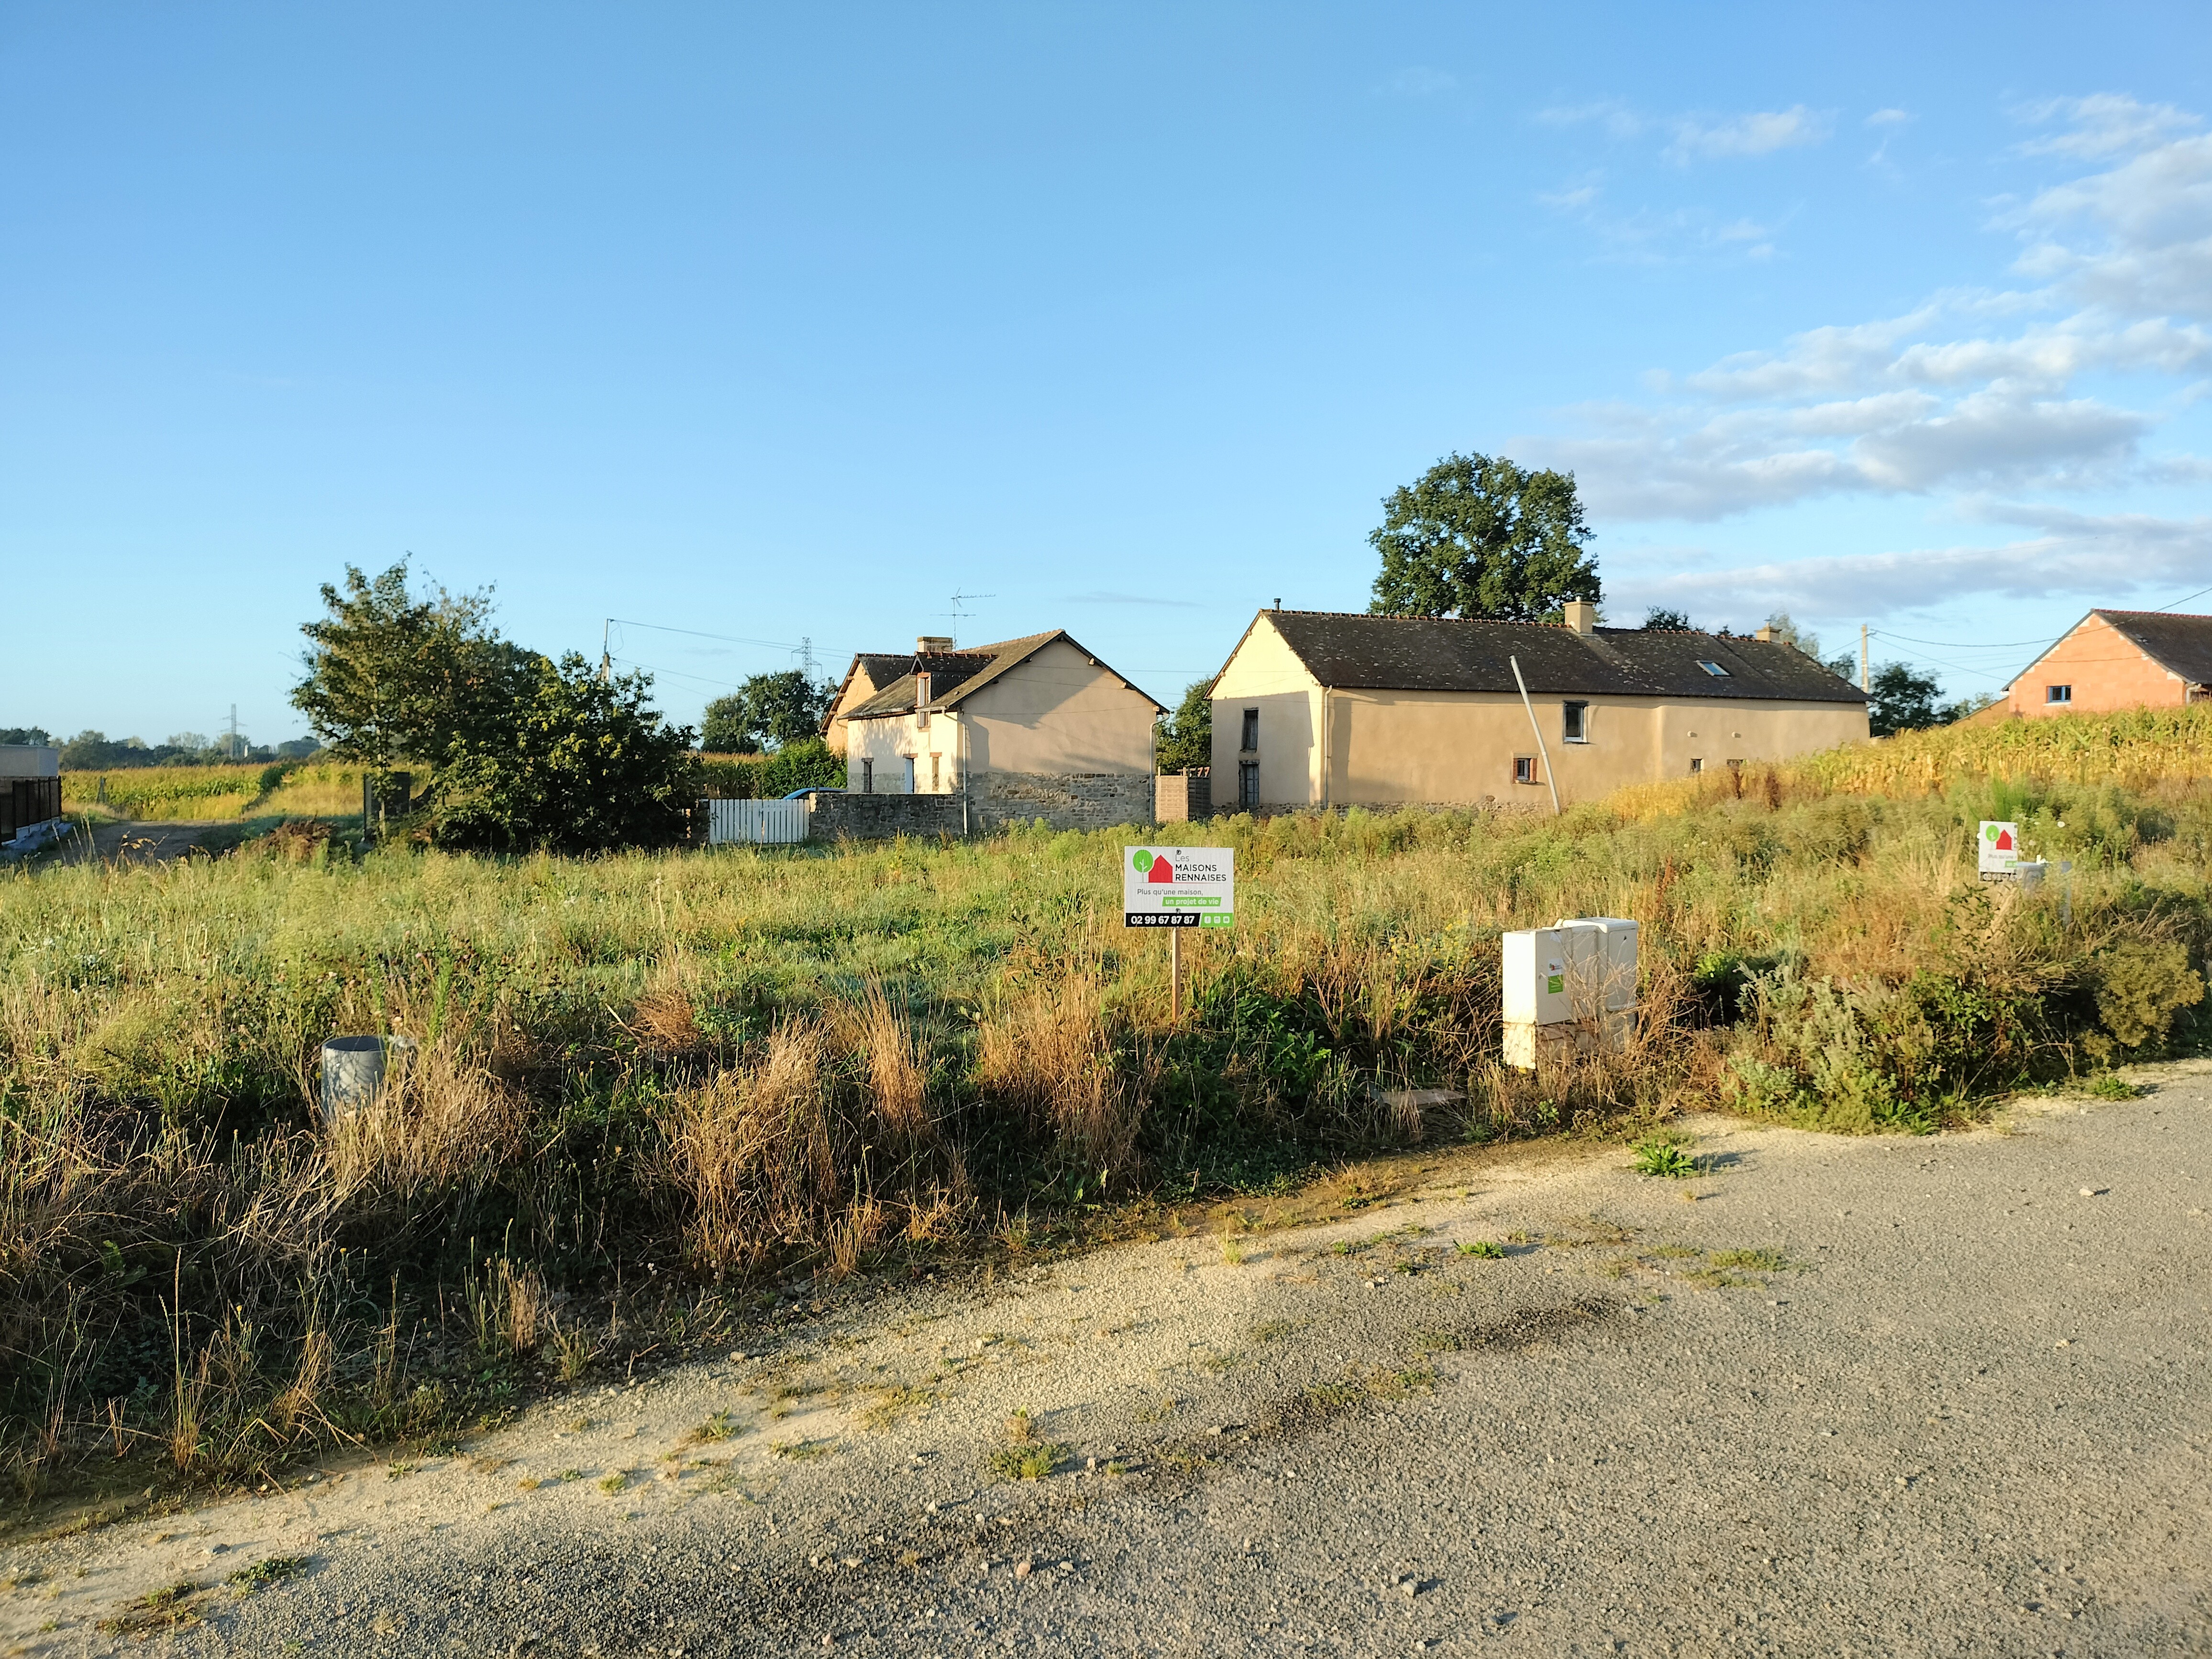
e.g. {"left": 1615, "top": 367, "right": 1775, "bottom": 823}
{"left": 1697, "top": 660, "right": 1730, "bottom": 676}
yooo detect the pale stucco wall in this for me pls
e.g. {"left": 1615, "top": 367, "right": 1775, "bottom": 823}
{"left": 1208, "top": 614, "right": 1868, "bottom": 809}
{"left": 1209, "top": 615, "right": 1323, "bottom": 807}
{"left": 822, "top": 664, "right": 891, "bottom": 755}
{"left": 843, "top": 707, "right": 947, "bottom": 793}
{"left": 958, "top": 639, "right": 1158, "bottom": 776}
{"left": 842, "top": 640, "right": 1158, "bottom": 794}
{"left": 1323, "top": 690, "right": 1867, "bottom": 807}
{"left": 2004, "top": 614, "right": 2191, "bottom": 717}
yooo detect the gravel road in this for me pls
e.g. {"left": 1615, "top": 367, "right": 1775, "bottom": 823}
{"left": 8, "top": 1068, "right": 2209, "bottom": 1658}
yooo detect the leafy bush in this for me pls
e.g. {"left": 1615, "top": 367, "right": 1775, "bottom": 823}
{"left": 759, "top": 737, "right": 843, "bottom": 796}
{"left": 431, "top": 656, "right": 698, "bottom": 853}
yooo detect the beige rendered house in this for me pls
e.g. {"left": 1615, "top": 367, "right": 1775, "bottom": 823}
{"left": 831, "top": 631, "right": 1165, "bottom": 830}
{"left": 1993, "top": 609, "right": 2212, "bottom": 718}
{"left": 819, "top": 652, "right": 922, "bottom": 754}
{"left": 1210, "top": 602, "right": 1868, "bottom": 812}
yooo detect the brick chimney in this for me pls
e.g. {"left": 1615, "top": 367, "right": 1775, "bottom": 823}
{"left": 916, "top": 635, "right": 953, "bottom": 653}
{"left": 1562, "top": 600, "right": 1599, "bottom": 637}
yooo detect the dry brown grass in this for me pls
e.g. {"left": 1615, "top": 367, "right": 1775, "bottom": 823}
{"left": 976, "top": 949, "right": 1144, "bottom": 1186}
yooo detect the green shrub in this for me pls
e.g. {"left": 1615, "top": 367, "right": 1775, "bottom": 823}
{"left": 2086, "top": 937, "right": 2204, "bottom": 1059}
{"left": 431, "top": 656, "right": 698, "bottom": 852}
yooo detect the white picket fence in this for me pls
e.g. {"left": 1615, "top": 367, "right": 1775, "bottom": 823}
{"left": 705, "top": 798, "right": 809, "bottom": 845}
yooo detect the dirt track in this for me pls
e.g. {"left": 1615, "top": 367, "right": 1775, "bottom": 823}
{"left": 49, "top": 821, "right": 239, "bottom": 867}
{"left": 5, "top": 1068, "right": 2208, "bottom": 1658}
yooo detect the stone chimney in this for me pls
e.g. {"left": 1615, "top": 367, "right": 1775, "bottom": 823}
{"left": 917, "top": 635, "right": 954, "bottom": 653}
{"left": 1754, "top": 624, "right": 1776, "bottom": 642}
{"left": 1562, "top": 599, "right": 1599, "bottom": 637}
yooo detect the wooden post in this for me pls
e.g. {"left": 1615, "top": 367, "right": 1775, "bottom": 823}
{"left": 1171, "top": 924, "right": 1183, "bottom": 1025}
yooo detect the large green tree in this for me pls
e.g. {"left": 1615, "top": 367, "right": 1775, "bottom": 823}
{"left": 291, "top": 561, "right": 536, "bottom": 766}
{"left": 1367, "top": 453, "right": 1599, "bottom": 622}
{"left": 702, "top": 670, "right": 833, "bottom": 754}
{"left": 292, "top": 562, "right": 697, "bottom": 850}
{"left": 1154, "top": 677, "right": 1214, "bottom": 771}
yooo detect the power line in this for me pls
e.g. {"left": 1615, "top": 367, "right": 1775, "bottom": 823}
{"left": 607, "top": 617, "right": 815, "bottom": 653}
{"left": 1869, "top": 630, "right": 2058, "bottom": 650}
{"left": 2153, "top": 581, "right": 2212, "bottom": 611}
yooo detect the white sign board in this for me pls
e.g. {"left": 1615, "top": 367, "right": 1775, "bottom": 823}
{"left": 1978, "top": 820, "right": 2021, "bottom": 878}
{"left": 1123, "top": 845, "right": 1235, "bottom": 928}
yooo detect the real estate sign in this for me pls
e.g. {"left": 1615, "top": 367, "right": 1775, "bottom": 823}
{"left": 1978, "top": 820, "right": 2021, "bottom": 878}
{"left": 1123, "top": 845, "right": 1235, "bottom": 928}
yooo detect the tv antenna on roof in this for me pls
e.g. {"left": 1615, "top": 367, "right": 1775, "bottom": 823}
{"left": 940, "top": 590, "right": 995, "bottom": 645}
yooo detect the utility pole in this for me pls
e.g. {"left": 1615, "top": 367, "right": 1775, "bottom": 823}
{"left": 600, "top": 619, "right": 613, "bottom": 683}
{"left": 227, "top": 704, "right": 239, "bottom": 760}
{"left": 798, "top": 636, "right": 817, "bottom": 681}
{"left": 1860, "top": 624, "right": 1870, "bottom": 694}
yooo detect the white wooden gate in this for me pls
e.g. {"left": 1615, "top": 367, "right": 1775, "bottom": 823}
{"left": 705, "top": 798, "right": 808, "bottom": 845}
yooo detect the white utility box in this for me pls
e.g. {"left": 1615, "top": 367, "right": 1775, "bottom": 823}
{"left": 1502, "top": 916, "right": 1639, "bottom": 1071}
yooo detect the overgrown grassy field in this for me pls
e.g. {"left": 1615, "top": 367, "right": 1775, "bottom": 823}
{"left": 5, "top": 708, "right": 2208, "bottom": 1503}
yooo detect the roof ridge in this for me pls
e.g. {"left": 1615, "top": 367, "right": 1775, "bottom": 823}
{"left": 1273, "top": 608, "right": 1584, "bottom": 629}
{"left": 2095, "top": 608, "right": 2212, "bottom": 619}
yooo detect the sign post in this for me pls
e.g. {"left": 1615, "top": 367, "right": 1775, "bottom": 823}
{"left": 1123, "top": 845, "right": 1235, "bottom": 1022}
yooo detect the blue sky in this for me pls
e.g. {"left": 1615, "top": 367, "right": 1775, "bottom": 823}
{"left": 4, "top": 3, "right": 2209, "bottom": 745}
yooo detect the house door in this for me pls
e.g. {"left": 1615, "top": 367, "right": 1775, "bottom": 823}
{"left": 902, "top": 757, "right": 916, "bottom": 794}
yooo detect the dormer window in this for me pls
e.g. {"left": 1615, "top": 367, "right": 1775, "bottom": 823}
{"left": 1697, "top": 661, "right": 1730, "bottom": 677}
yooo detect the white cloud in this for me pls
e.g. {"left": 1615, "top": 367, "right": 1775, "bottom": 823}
{"left": 2015, "top": 93, "right": 2201, "bottom": 159}
{"left": 1610, "top": 509, "right": 2212, "bottom": 621}
{"left": 1535, "top": 100, "right": 1645, "bottom": 140}
{"left": 1665, "top": 105, "right": 1833, "bottom": 163}
{"left": 1526, "top": 98, "right": 2212, "bottom": 522}
{"left": 1537, "top": 99, "right": 1833, "bottom": 162}
{"left": 1536, "top": 176, "right": 1782, "bottom": 265}
{"left": 2007, "top": 131, "right": 2212, "bottom": 318}
{"left": 1866, "top": 108, "right": 1913, "bottom": 128}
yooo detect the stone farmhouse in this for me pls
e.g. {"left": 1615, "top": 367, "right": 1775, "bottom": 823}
{"left": 1993, "top": 609, "right": 2212, "bottom": 718}
{"left": 824, "top": 631, "right": 1163, "bottom": 831}
{"left": 1209, "top": 602, "right": 1869, "bottom": 812}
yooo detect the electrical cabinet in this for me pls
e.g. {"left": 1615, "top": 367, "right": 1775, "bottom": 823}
{"left": 1502, "top": 928, "right": 1572, "bottom": 1027}
{"left": 1502, "top": 915, "right": 1639, "bottom": 1071}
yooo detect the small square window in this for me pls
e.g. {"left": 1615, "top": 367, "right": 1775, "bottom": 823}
{"left": 1689, "top": 758, "right": 1703, "bottom": 774}
{"left": 1515, "top": 756, "right": 1538, "bottom": 785}
{"left": 1562, "top": 700, "right": 1589, "bottom": 742}
{"left": 1240, "top": 708, "right": 1260, "bottom": 751}
{"left": 2046, "top": 684, "right": 2072, "bottom": 704}
{"left": 1697, "top": 660, "right": 1730, "bottom": 676}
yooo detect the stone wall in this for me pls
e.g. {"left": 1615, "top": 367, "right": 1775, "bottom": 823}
{"left": 799, "top": 771, "right": 1158, "bottom": 841}
{"left": 970, "top": 770, "right": 1154, "bottom": 833}
{"left": 807, "top": 791, "right": 968, "bottom": 841}
{"left": 1155, "top": 766, "right": 1211, "bottom": 822}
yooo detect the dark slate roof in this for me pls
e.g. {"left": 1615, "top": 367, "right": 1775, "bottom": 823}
{"left": 821, "top": 653, "right": 925, "bottom": 736}
{"left": 2095, "top": 610, "right": 2212, "bottom": 687}
{"left": 1249, "top": 611, "right": 1867, "bottom": 703}
{"left": 842, "top": 630, "right": 1164, "bottom": 720}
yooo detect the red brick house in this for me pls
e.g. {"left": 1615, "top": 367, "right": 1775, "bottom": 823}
{"left": 1999, "top": 609, "right": 2212, "bottom": 718}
